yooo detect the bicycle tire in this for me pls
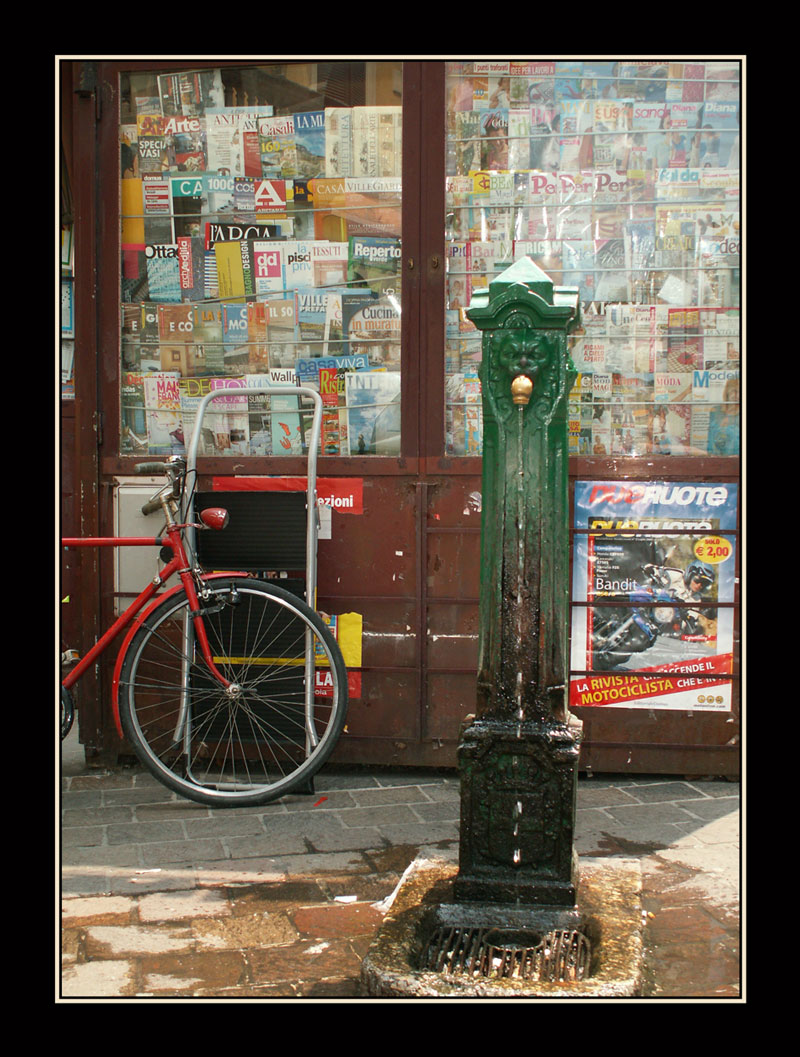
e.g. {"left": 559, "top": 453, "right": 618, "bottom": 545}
{"left": 118, "top": 577, "right": 348, "bottom": 807}
{"left": 61, "top": 685, "right": 75, "bottom": 740}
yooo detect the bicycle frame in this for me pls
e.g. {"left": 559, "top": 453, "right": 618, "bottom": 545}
{"left": 61, "top": 519, "right": 250, "bottom": 737}
{"left": 61, "top": 385, "right": 326, "bottom": 751}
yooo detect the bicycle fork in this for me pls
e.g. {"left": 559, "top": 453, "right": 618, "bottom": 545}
{"left": 170, "top": 572, "right": 240, "bottom": 752}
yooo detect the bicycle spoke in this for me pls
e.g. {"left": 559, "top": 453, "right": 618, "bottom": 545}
{"left": 118, "top": 579, "right": 347, "bottom": 806}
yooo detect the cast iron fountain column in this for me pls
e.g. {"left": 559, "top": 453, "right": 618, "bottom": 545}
{"left": 454, "top": 257, "right": 582, "bottom": 907}
{"left": 359, "top": 258, "right": 643, "bottom": 996}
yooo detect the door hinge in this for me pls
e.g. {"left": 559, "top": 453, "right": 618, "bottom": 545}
{"left": 93, "top": 410, "right": 104, "bottom": 446}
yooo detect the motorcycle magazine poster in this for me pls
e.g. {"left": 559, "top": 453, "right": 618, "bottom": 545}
{"left": 570, "top": 480, "right": 738, "bottom": 712}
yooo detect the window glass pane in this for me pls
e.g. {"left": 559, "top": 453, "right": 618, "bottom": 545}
{"left": 444, "top": 60, "right": 740, "bottom": 458}
{"left": 119, "top": 61, "right": 403, "bottom": 457}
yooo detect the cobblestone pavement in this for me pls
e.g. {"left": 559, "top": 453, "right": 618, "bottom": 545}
{"left": 60, "top": 738, "right": 741, "bottom": 1002}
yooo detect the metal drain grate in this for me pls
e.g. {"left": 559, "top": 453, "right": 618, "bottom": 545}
{"left": 422, "top": 926, "right": 591, "bottom": 983}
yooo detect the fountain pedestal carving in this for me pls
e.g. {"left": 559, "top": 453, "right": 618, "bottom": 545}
{"left": 454, "top": 258, "right": 581, "bottom": 908}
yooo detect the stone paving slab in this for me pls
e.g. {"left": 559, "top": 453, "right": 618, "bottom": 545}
{"left": 60, "top": 760, "right": 741, "bottom": 1001}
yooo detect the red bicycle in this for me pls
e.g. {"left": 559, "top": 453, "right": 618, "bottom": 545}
{"left": 60, "top": 455, "right": 348, "bottom": 807}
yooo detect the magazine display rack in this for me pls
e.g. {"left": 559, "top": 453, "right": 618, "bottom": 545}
{"left": 185, "top": 385, "right": 324, "bottom": 600}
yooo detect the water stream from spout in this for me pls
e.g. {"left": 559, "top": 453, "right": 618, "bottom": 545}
{"left": 515, "top": 403, "right": 526, "bottom": 741}
{"left": 513, "top": 404, "right": 526, "bottom": 881}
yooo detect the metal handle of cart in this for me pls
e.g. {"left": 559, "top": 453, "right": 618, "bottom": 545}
{"left": 184, "top": 385, "right": 324, "bottom": 600}
{"left": 180, "top": 386, "right": 326, "bottom": 764}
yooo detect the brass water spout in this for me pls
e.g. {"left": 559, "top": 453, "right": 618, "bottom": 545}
{"left": 511, "top": 374, "right": 534, "bottom": 406}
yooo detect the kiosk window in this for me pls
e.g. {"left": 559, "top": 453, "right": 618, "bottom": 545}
{"left": 118, "top": 61, "right": 403, "bottom": 458}
{"left": 443, "top": 60, "right": 740, "bottom": 459}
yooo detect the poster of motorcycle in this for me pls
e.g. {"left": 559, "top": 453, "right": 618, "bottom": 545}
{"left": 570, "top": 480, "right": 738, "bottom": 712}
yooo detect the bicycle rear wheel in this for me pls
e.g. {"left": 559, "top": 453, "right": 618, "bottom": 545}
{"left": 118, "top": 577, "right": 348, "bottom": 806}
{"left": 61, "top": 685, "right": 75, "bottom": 740}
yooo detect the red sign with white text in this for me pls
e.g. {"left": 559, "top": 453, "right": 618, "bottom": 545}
{"left": 213, "top": 476, "right": 363, "bottom": 514}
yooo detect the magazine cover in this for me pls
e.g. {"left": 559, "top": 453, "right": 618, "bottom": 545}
{"left": 445, "top": 371, "right": 483, "bottom": 455}
{"left": 293, "top": 111, "right": 326, "bottom": 179}
{"left": 214, "top": 240, "right": 249, "bottom": 303}
{"left": 480, "top": 108, "right": 509, "bottom": 169}
{"left": 260, "top": 298, "right": 296, "bottom": 367}
{"left": 454, "top": 112, "right": 481, "bottom": 174}
{"left": 231, "top": 176, "right": 288, "bottom": 215}
{"left": 351, "top": 106, "right": 402, "bottom": 178}
{"left": 143, "top": 372, "right": 184, "bottom": 455}
{"left": 157, "top": 69, "right": 225, "bottom": 118}
{"left": 222, "top": 303, "right": 249, "bottom": 372}
{"left": 558, "top": 97, "right": 593, "bottom": 169}
{"left": 205, "top": 108, "right": 271, "bottom": 177}
{"left": 562, "top": 239, "right": 595, "bottom": 302}
{"left": 515, "top": 61, "right": 556, "bottom": 107}
{"left": 339, "top": 289, "right": 380, "bottom": 355}
{"left": 251, "top": 241, "right": 285, "bottom": 296}
{"left": 691, "top": 367, "right": 740, "bottom": 455}
{"left": 507, "top": 108, "right": 530, "bottom": 170}
{"left": 295, "top": 291, "right": 328, "bottom": 352}
{"left": 137, "top": 115, "right": 171, "bottom": 173}
{"left": 319, "top": 365, "right": 347, "bottom": 455}
{"left": 703, "top": 63, "right": 740, "bottom": 102}
{"left": 179, "top": 377, "right": 249, "bottom": 456}
{"left": 697, "top": 102, "right": 739, "bottom": 165}
{"left": 324, "top": 109, "right": 353, "bottom": 177}
{"left": 283, "top": 240, "right": 317, "bottom": 291}
{"left": 120, "top": 371, "right": 148, "bottom": 453}
{"left": 345, "top": 371, "right": 401, "bottom": 455}
{"left": 570, "top": 480, "right": 738, "bottom": 711}
{"left": 347, "top": 236, "right": 402, "bottom": 295}
{"left": 243, "top": 376, "right": 272, "bottom": 456}
{"left": 528, "top": 104, "right": 559, "bottom": 170}
{"left": 593, "top": 99, "right": 633, "bottom": 170}
{"left": 312, "top": 241, "right": 348, "bottom": 289}
{"left": 258, "top": 115, "right": 298, "bottom": 179}
{"left": 145, "top": 246, "right": 182, "bottom": 302}
{"left": 343, "top": 177, "right": 402, "bottom": 240}
{"left": 666, "top": 63, "right": 706, "bottom": 103}
{"left": 231, "top": 371, "right": 305, "bottom": 456}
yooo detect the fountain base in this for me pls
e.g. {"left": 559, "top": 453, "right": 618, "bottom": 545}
{"left": 455, "top": 717, "right": 581, "bottom": 907}
{"left": 360, "top": 857, "right": 643, "bottom": 998}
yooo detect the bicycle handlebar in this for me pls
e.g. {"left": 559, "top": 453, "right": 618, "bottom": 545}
{"left": 135, "top": 458, "right": 186, "bottom": 516}
{"left": 134, "top": 461, "right": 172, "bottom": 476}
{"left": 141, "top": 495, "right": 166, "bottom": 517}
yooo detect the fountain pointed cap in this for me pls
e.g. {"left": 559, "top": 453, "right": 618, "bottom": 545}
{"left": 466, "top": 257, "right": 581, "bottom": 333}
{"left": 489, "top": 256, "right": 557, "bottom": 303}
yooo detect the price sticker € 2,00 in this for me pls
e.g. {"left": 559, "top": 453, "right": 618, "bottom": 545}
{"left": 694, "top": 535, "right": 733, "bottom": 564}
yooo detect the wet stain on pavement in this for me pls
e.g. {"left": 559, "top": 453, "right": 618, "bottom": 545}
{"left": 584, "top": 832, "right": 671, "bottom": 857}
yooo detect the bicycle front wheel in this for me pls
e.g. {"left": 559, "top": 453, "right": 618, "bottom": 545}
{"left": 118, "top": 577, "right": 348, "bottom": 807}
